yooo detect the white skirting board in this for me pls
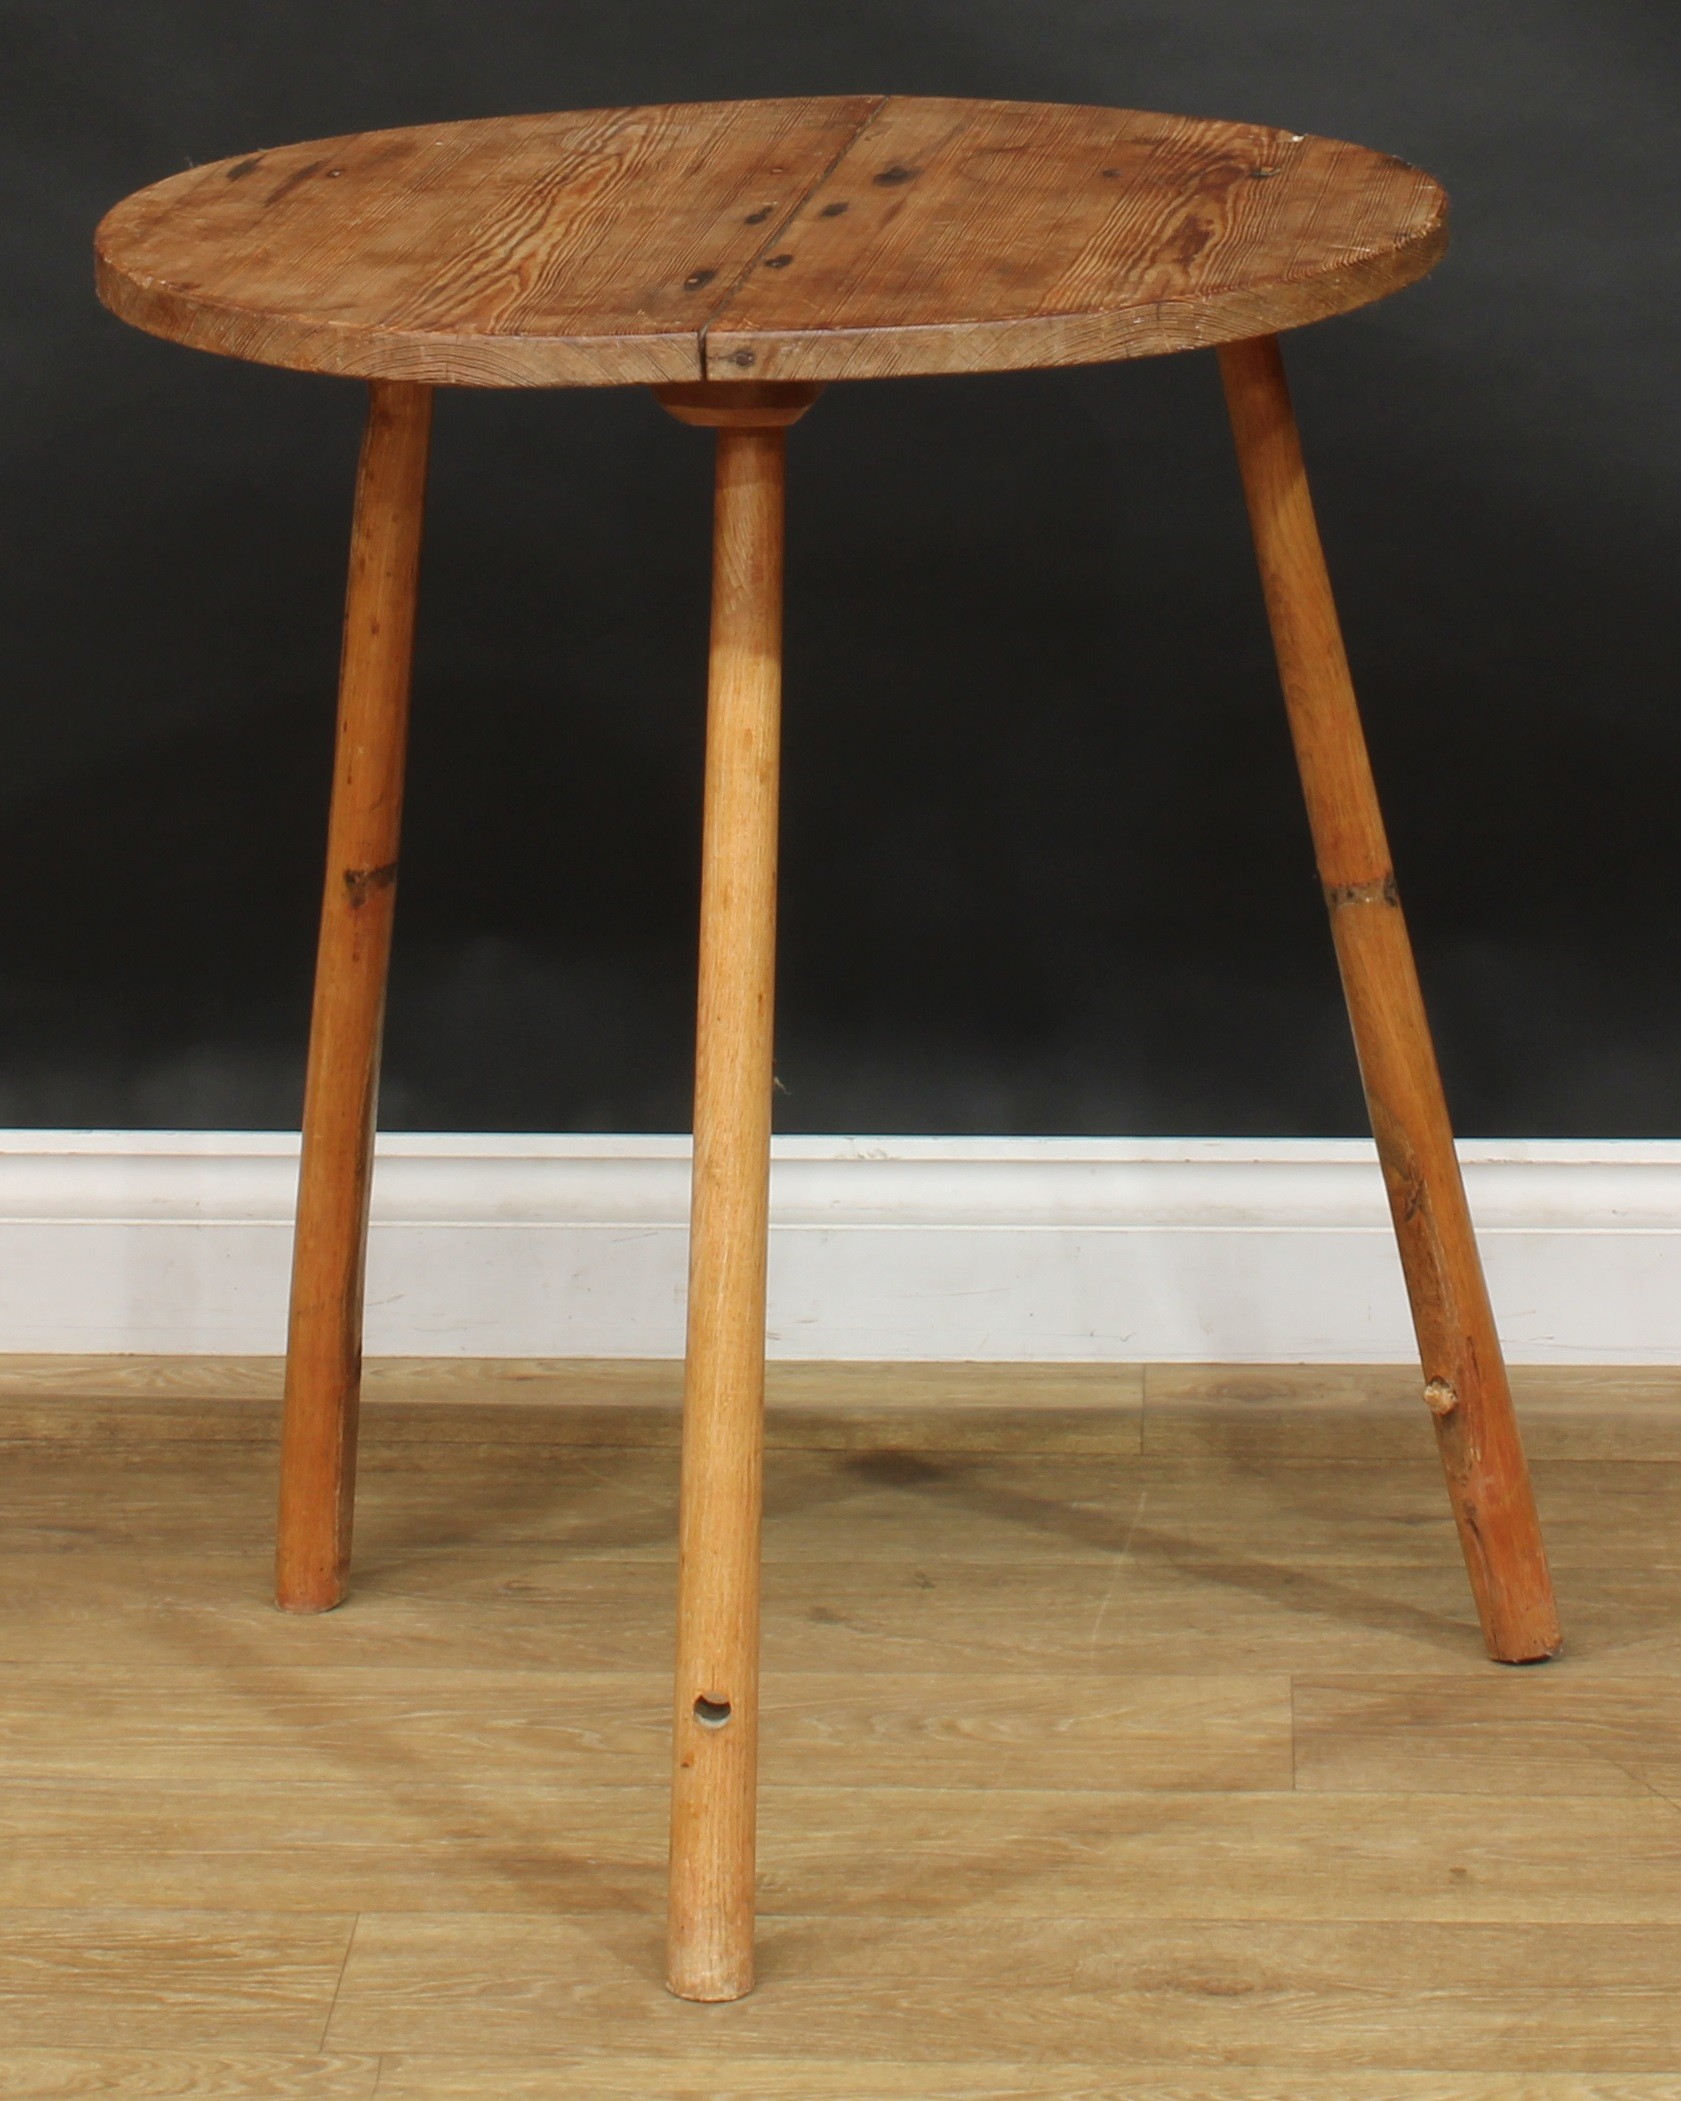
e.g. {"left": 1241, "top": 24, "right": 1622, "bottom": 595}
{"left": 1, "top": 1131, "right": 1679, "bottom": 1362}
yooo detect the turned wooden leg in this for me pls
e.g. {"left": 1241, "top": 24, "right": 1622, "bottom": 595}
{"left": 275, "top": 379, "right": 433, "bottom": 1615}
{"left": 1219, "top": 334, "right": 1560, "bottom": 1663}
{"left": 654, "top": 382, "right": 817, "bottom": 1999}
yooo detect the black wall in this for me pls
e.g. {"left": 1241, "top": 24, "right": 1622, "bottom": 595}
{"left": 4, "top": 3, "right": 1678, "bottom": 1135}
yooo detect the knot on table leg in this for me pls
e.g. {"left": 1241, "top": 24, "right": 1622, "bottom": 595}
{"left": 342, "top": 861, "right": 397, "bottom": 908}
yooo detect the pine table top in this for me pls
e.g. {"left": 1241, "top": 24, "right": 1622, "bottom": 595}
{"left": 96, "top": 96, "right": 1446, "bottom": 389}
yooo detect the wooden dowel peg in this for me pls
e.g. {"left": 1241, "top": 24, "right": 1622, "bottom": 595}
{"left": 1219, "top": 333, "right": 1560, "bottom": 1665}
{"left": 275, "top": 378, "right": 433, "bottom": 1615}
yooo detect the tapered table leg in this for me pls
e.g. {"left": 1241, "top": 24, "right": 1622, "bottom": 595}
{"left": 1219, "top": 334, "right": 1559, "bottom": 1662}
{"left": 276, "top": 379, "right": 433, "bottom": 1615}
{"left": 653, "top": 382, "right": 815, "bottom": 2000}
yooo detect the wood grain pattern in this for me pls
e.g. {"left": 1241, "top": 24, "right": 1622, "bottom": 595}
{"left": 1220, "top": 335, "right": 1559, "bottom": 1665}
{"left": 705, "top": 99, "right": 1445, "bottom": 382}
{"left": 95, "top": 101, "right": 881, "bottom": 386}
{"left": 3, "top": 1364, "right": 1679, "bottom": 2084}
{"left": 95, "top": 98, "right": 1445, "bottom": 386}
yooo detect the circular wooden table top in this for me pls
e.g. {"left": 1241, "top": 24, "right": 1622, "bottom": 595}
{"left": 96, "top": 96, "right": 1446, "bottom": 390}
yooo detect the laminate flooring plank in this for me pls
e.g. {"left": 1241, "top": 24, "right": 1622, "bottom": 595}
{"left": 365, "top": 1554, "right": 1499, "bottom": 1674}
{"left": 0, "top": 1911, "right": 357, "bottom": 2049}
{"left": 1146, "top": 1365, "right": 1681, "bottom": 1462}
{"left": 0, "top": 1360, "right": 1143, "bottom": 1457}
{"left": 1296, "top": 1673, "right": 1681, "bottom": 1798}
{"left": 0, "top": 2052, "right": 379, "bottom": 2100}
{"left": 326, "top": 1450, "right": 1681, "bottom": 1572}
{"left": 10, "top": 1544, "right": 1681, "bottom": 1674}
{"left": 761, "top": 1789, "right": 1681, "bottom": 1925}
{"left": 13, "top": 1355, "right": 1681, "bottom": 1458}
{"left": 0, "top": 1400, "right": 281, "bottom": 1456}
{"left": 6, "top": 1782, "right": 1675, "bottom": 1924}
{"left": 734, "top": 1454, "right": 1669, "bottom": 1570}
{"left": 371, "top": 2066, "right": 1681, "bottom": 2101}
{"left": 4, "top": 1355, "right": 1673, "bottom": 1437}
{"left": 0, "top": 1551, "right": 1491, "bottom": 1672}
{"left": 0, "top": 1356, "right": 290, "bottom": 1401}
{"left": 0, "top": 1780, "right": 669, "bottom": 1916}
{"left": 0, "top": 1665, "right": 1289, "bottom": 1792}
{"left": 325, "top": 1913, "right": 1681, "bottom": 2068}
{"left": 8, "top": 1446, "right": 1678, "bottom": 1571}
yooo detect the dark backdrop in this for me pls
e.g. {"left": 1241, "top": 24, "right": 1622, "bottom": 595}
{"left": 3, "top": 2, "right": 1677, "bottom": 1135}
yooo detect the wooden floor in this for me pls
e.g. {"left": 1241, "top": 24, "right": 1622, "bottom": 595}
{"left": 3, "top": 1357, "right": 1680, "bottom": 2098}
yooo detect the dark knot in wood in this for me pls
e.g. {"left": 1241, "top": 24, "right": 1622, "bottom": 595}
{"left": 342, "top": 861, "right": 397, "bottom": 907}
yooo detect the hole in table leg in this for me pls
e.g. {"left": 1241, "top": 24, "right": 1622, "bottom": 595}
{"left": 694, "top": 1695, "right": 732, "bottom": 1728}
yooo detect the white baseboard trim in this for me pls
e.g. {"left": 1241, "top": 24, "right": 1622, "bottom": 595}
{"left": 1, "top": 1131, "right": 1678, "bottom": 1362}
